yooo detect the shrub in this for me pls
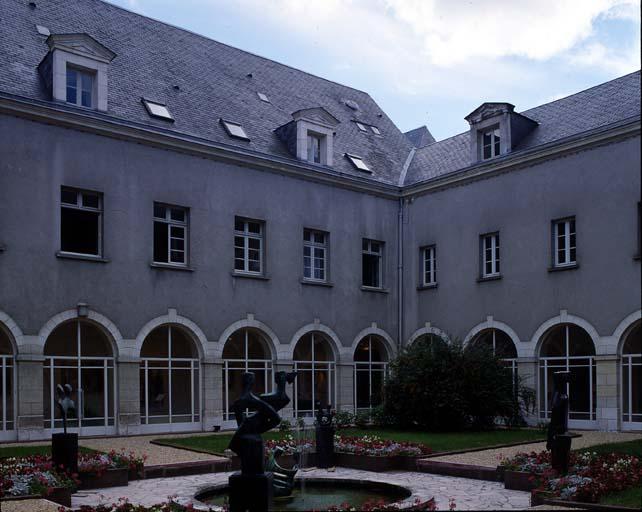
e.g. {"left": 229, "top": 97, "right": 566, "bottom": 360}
{"left": 382, "top": 338, "right": 532, "bottom": 430}
{"left": 278, "top": 419, "right": 292, "bottom": 433}
{"left": 354, "top": 411, "right": 370, "bottom": 428}
{"left": 370, "top": 405, "right": 396, "bottom": 428}
{"left": 334, "top": 410, "right": 355, "bottom": 429}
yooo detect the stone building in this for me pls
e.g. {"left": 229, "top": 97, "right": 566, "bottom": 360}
{"left": 0, "top": 0, "right": 639, "bottom": 440}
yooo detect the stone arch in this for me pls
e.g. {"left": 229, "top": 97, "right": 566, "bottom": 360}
{"left": 406, "top": 324, "right": 450, "bottom": 347}
{"left": 287, "top": 322, "right": 341, "bottom": 361}
{"left": 464, "top": 317, "right": 521, "bottom": 351}
{"left": 613, "top": 310, "right": 642, "bottom": 354}
{"left": 0, "top": 311, "right": 21, "bottom": 355}
{"left": 38, "top": 308, "right": 122, "bottom": 357}
{"left": 216, "top": 316, "right": 280, "bottom": 360}
{"left": 350, "top": 325, "right": 396, "bottom": 361}
{"left": 136, "top": 311, "right": 208, "bottom": 360}
{"left": 531, "top": 311, "right": 599, "bottom": 355}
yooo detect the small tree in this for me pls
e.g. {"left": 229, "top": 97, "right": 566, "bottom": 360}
{"left": 383, "top": 337, "right": 531, "bottom": 430}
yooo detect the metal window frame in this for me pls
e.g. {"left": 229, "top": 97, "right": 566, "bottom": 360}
{"left": 293, "top": 332, "right": 337, "bottom": 418}
{"left": 353, "top": 335, "right": 389, "bottom": 413}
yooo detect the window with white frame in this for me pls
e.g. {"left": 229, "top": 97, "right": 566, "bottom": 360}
{"left": 307, "top": 133, "right": 323, "bottom": 164}
{"left": 221, "top": 119, "right": 250, "bottom": 140}
{"left": 422, "top": 245, "right": 436, "bottom": 286}
{"left": 60, "top": 187, "right": 102, "bottom": 256}
{"left": 153, "top": 203, "right": 188, "bottom": 266}
{"left": 481, "top": 232, "right": 500, "bottom": 277}
{"left": 222, "top": 328, "right": 273, "bottom": 421}
{"left": 621, "top": 321, "right": 642, "bottom": 426}
{"left": 303, "top": 229, "right": 327, "bottom": 282}
{"left": 345, "top": 153, "right": 371, "bottom": 172}
{"left": 471, "top": 328, "right": 518, "bottom": 378}
{"left": 234, "top": 218, "right": 264, "bottom": 274}
{"left": 66, "top": 67, "right": 94, "bottom": 108}
{"left": 362, "top": 239, "right": 383, "bottom": 288}
{"left": 139, "top": 325, "right": 200, "bottom": 427}
{"left": 0, "top": 330, "right": 14, "bottom": 433}
{"left": 553, "top": 217, "right": 576, "bottom": 267}
{"left": 142, "top": 99, "right": 174, "bottom": 121}
{"left": 481, "top": 127, "right": 501, "bottom": 160}
{"left": 293, "top": 332, "right": 336, "bottom": 417}
{"left": 354, "top": 335, "right": 388, "bottom": 412}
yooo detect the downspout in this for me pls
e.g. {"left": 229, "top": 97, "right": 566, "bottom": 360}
{"left": 397, "top": 148, "right": 416, "bottom": 350}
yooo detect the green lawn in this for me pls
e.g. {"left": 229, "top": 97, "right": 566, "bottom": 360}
{"left": 0, "top": 444, "right": 97, "bottom": 459}
{"left": 576, "top": 438, "right": 642, "bottom": 458}
{"left": 601, "top": 485, "right": 642, "bottom": 509}
{"left": 154, "top": 428, "right": 545, "bottom": 456}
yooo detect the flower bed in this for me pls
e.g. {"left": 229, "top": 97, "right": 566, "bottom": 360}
{"left": 334, "top": 435, "right": 432, "bottom": 457}
{"left": 77, "top": 450, "right": 146, "bottom": 489}
{"left": 500, "top": 450, "right": 642, "bottom": 504}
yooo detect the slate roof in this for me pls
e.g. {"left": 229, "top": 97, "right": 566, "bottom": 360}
{"left": 0, "top": 0, "right": 414, "bottom": 185}
{"left": 1, "top": 0, "right": 639, "bottom": 189}
{"left": 404, "top": 71, "right": 641, "bottom": 185}
{"left": 404, "top": 126, "right": 435, "bottom": 148}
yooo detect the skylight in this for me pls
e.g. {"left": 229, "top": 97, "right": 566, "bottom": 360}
{"left": 142, "top": 99, "right": 173, "bottom": 121}
{"left": 370, "top": 126, "right": 381, "bottom": 135}
{"left": 345, "top": 153, "right": 371, "bottom": 172}
{"left": 220, "top": 119, "right": 249, "bottom": 140}
{"left": 257, "top": 92, "right": 270, "bottom": 103}
{"left": 355, "top": 122, "right": 367, "bottom": 132}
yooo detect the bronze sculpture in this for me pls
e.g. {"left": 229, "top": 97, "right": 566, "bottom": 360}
{"left": 228, "top": 370, "right": 297, "bottom": 512}
{"left": 51, "top": 383, "right": 79, "bottom": 473}
{"left": 546, "top": 371, "right": 579, "bottom": 474}
{"left": 56, "top": 384, "right": 76, "bottom": 434}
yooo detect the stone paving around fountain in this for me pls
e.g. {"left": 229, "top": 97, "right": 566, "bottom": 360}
{"left": 72, "top": 467, "right": 532, "bottom": 511}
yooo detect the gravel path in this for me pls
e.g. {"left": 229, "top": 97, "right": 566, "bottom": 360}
{"left": 0, "top": 499, "right": 63, "bottom": 512}
{"left": 429, "top": 430, "right": 642, "bottom": 468}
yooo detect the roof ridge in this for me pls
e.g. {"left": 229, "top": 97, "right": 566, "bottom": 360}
{"left": 522, "top": 70, "right": 641, "bottom": 114}
{"left": 98, "top": 0, "right": 372, "bottom": 97}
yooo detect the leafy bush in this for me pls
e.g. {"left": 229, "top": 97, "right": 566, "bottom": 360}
{"left": 354, "top": 411, "right": 370, "bottom": 428}
{"left": 334, "top": 410, "right": 355, "bottom": 429}
{"left": 382, "top": 338, "right": 533, "bottom": 431}
{"left": 278, "top": 419, "right": 292, "bottom": 433}
{"left": 370, "top": 405, "right": 396, "bottom": 428}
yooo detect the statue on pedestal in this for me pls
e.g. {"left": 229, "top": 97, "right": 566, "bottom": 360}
{"left": 315, "top": 403, "right": 335, "bottom": 469}
{"left": 546, "top": 371, "right": 578, "bottom": 474}
{"left": 51, "top": 384, "right": 78, "bottom": 473}
{"left": 228, "top": 371, "right": 297, "bottom": 512}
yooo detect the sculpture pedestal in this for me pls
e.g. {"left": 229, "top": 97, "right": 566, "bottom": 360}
{"left": 550, "top": 433, "right": 580, "bottom": 474}
{"left": 229, "top": 471, "right": 273, "bottom": 512}
{"left": 315, "top": 425, "right": 335, "bottom": 468}
{"left": 52, "top": 433, "right": 78, "bottom": 473}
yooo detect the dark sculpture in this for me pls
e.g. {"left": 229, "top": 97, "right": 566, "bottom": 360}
{"left": 265, "top": 446, "right": 298, "bottom": 497}
{"left": 315, "top": 402, "right": 335, "bottom": 469}
{"left": 546, "top": 371, "right": 579, "bottom": 474}
{"left": 228, "top": 370, "right": 297, "bottom": 512}
{"left": 51, "top": 383, "right": 78, "bottom": 473}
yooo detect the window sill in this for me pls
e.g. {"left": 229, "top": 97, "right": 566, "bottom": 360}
{"left": 301, "top": 279, "right": 333, "bottom": 287}
{"left": 56, "top": 251, "right": 109, "bottom": 263}
{"left": 477, "top": 274, "right": 502, "bottom": 283}
{"left": 417, "top": 283, "right": 438, "bottom": 291}
{"left": 548, "top": 263, "right": 579, "bottom": 273}
{"left": 150, "top": 262, "right": 194, "bottom": 272}
{"left": 360, "top": 286, "right": 389, "bottom": 294}
{"left": 634, "top": 254, "right": 640, "bottom": 261}
{"left": 232, "top": 271, "right": 270, "bottom": 281}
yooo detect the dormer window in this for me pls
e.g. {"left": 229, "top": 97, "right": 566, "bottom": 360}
{"left": 346, "top": 153, "right": 370, "bottom": 172}
{"left": 221, "top": 119, "right": 250, "bottom": 140}
{"left": 307, "top": 133, "right": 323, "bottom": 163}
{"left": 482, "top": 128, "right": 501, "bottom": 160}
{"left": 275, "top": 107, "right": 339, "bottom": 167}
{"left": 142, "top": 99, "right": 174, "bottom": 121}
{"left": 37, "top": 33, "right": 116, "bottom": 112}
{"left": 66, "top": 67, "right": 94, "bottom": 108}
{"left": 355, "top": 122, "right": 367, "bottom": 132}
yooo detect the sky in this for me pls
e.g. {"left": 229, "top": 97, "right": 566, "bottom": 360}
{"left": 111, "top": 0, "right": 641, "bottom": 141}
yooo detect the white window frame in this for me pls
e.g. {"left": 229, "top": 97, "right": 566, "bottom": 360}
{"left": 353, "top": 336, "right": 388, "bottom": 413}
{"left": 362, "top": 239, "right": 383, "bottom": 289}
{"left": 140, "top": 325, "right": 201, "bottom": 430}
{"left": 142, "top": 99, "right": 174, "bottom": 121}
{"left": 481, "top": 127, "right": 501, "bottom": 160}
{"left": 307, "top": 132, "right": 324, "bottom": 164}
{"left": 481, "top": 232, "right": 500, "bottom": 278}
{"left": 222, "top": 329, "right": 273, "bottom": 422}
{"left": 153, "top": 203, "right": 189, "bottom": 267}
{"left": 60, "top": 186, "right": 103, "bottom": 257}
{"left": 303, "top": 229, "right": 328, "bottom": 282}
{"left": 355, "top": 122, "right": 367, "bottom": 132}
{"left": 293, "top": 332, "right": 336, "bottom": 418}
{"left": 0, "top": 351, "right": 15, "bottom": 435}
{"left": 66, "top": 66, "right": 95, "bottom": 108}
{"left": 345, "top": 153, "right": 371, "bottom": 172}
{"left": 422, "top": 245, "right": 437, "bottom": 286}
{"left": 553, "top": 217, "right": 576, "bottom": 267}
{"left": 234, "top": 218, "right": 264, "bottom": 275}
{"left": 221, "top": 119, "right": 250, "bottom": 140}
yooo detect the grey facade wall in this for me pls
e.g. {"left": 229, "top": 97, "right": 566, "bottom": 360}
{"left": 402, "top": 135, "right": 641, "bottom": 348}
{"left": 0, "top": 114, "right": 400, "bottom": 350}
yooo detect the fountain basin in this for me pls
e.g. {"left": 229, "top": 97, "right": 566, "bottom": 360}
{"left": 196, "top": 477, "right": 412, "bottom": 511}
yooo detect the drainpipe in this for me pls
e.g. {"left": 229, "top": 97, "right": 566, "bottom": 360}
{"left": 397, "top": 197, "right": 404, "bottom": 352}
